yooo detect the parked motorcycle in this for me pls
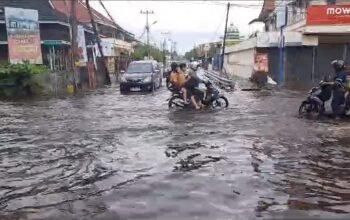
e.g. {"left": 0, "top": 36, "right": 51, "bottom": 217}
{"left": 167, "top": 80, "right": 229, "bottom": 110}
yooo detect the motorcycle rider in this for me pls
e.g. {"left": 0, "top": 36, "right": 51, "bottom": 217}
{"left": 170, "top": 63, "right": 189, "bottom": 104}
{"left": 183, "top": 61, "right": 202, "bottom": 110}
{"left": 166, "top": 62, "right": 178, "bottom": 88}
{"left": 331, "top": 60, "right": 348, "bottom": 118}
{"left": 169, "top": 62, "right": 189, "bottom": 104}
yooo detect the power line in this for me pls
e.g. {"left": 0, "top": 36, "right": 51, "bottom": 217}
{"left": 209, "top": 12, "right": 226, "bottom": 42}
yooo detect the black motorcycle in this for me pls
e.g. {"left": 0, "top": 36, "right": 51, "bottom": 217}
{"left": 167, "top": 80, "right": 229, "bottom": 109}
{"left": 299, "top": 80, "right": 337, "bottom": 117}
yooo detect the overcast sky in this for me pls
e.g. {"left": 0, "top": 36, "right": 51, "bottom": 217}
{"left": 91, "top": 1, "right": 263, "bottom": 54}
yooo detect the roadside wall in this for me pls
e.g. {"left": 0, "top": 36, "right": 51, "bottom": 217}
{"left": 31, "top": 72, "right": 70, "bottom": 96}
{"left": 224, "top": 48, "right": 255, "bottom": 79}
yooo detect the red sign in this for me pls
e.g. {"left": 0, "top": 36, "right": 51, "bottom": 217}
{"left": 307, "top": 5, "right": 350, "bottom": 25}
{"left": 254, "top": 53, "right": 268, "bottom": 73}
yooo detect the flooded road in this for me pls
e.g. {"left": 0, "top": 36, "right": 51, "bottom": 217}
{"left": 1, "top": 85, "right": 350, "bottom": 220}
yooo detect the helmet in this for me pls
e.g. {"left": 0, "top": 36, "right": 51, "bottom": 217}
{"left": 331, "top": 60, "right": 345, "bottom": 71}
{"left": 190, "top": 61, "right": 199, "bottom": 70}
{"left": 170, "top": 62, "right": 178, "bottom": 71}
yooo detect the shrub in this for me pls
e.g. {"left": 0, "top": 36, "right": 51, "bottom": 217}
{"left": 0, "top": 62, "right": 49, "bottom": 96}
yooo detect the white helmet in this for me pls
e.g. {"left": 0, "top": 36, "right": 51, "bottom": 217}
{"left": 190, "top": 61, "right": 199, "bottom": 70}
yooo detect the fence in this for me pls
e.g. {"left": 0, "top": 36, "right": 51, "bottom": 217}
{"left": 202, "top": 70, "right": 235, "bottom": 90}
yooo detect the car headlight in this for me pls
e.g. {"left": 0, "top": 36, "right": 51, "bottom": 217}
{"left": 143, "top": 76, "right": 152, "bottom": 83}
{"left": 120, "top": 76, "right": 127, "bottom": 82}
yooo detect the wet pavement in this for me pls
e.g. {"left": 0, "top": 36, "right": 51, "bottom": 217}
{"left": 0, "top": 84, "right": 350, "bottom": 220}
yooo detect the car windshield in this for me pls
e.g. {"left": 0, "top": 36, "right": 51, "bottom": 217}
{"left": 127, "top": 63, "right": 152, "bottom": 73}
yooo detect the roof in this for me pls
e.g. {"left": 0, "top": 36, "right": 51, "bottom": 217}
{"left": 51, "top": 0, "right": 114, "bottom": 26}
{"left": 51, "top": 0, "right": 134, "bottom": 38}
{"left": 250, "top": 0, "right": 276, "bottom": 23}
{"left": 0, "top": 0, "right": 68, "bottom": 23}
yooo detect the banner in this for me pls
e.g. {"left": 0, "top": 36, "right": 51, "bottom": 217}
{"left": 95, "top": 40, "right": 115, "bottom": 57}
{"left": 307, "top": 5, "right": 350, "bottom": 25}
{"left": 5, "top": 7, "right": 42, "bottom": 64}
{"left": 254, "top": 53, "right": 268, "bottom": 73}
{"left": 77, "top": 25, "right": 87, "bottom": 66}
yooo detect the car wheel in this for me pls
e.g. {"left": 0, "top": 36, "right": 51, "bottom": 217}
{"left": 148, "top": 82, "right": 156, "bottom": 92}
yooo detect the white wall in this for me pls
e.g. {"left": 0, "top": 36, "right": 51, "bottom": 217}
{"left": 225, "top": 37, "right": 256, "bottom": 53}
{"left": 224, "top": 48, "right": 255, "bottom": 79}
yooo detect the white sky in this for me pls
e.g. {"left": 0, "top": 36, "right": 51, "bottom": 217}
{"left": 91, "top": 1, "right": 263, "bottom": 54}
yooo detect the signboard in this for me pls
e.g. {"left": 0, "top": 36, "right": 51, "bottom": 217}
{"left": 95, "top": 40, "right": 115, "bottom": 57}
{"left": 307, "top": 5, "right": 350, "bottom": 25}
{"left": 77, "top": 25, "right": 87, "bottom": 66}
{"left": 5, "top": 7, "right": 42, "bottom": 64}
{"left": 257, "top": 32, "right": 279, "bottom": 47}
{"left": 254, "top": 53, "right": 268, "bottom": 73}
{"left": 204, "top": 43, "right": 210, "bottom": 52}
{"left": 107, "top": 57, "right": 115, "bottom": 73}
{"left": 276, "top": 7, "right": 287, "bottom": 28}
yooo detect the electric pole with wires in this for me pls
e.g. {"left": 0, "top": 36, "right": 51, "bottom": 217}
{"left": 86, "top": 0, "right": 111, "bottom": 85}
{"left": 140, "top": 10, "right": 155, "bottom": 60}
{"left": 221, "top": 2, "right": 230, "bottom": 72}
{"left": 69, "top": 0, "right": 78, "bottom": 91}
{"left": 161, "top": 31, "right": 170, "bottom": 73}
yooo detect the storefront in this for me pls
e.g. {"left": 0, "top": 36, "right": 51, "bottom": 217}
{"left": 42, "top": 40, "right": 71, "bottom": 71}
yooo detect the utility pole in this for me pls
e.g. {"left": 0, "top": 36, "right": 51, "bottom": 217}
{"left": 140, "top": 10, "right": 154, "bottom": 60}
{"left": 161, "top": 31, "right": 170, "bottom": 73}
{"left": 170, "top": 40, "right": 173, "bottom": 60}
{"left": 70, "top": 0, "right": 78, "bottom": 89}
{"left": 86, "top": 0, "right": 111, "bottom": 85}
{"left": 221, "top": 2, "right": 230, "bottom": 72}
{"left": 173, "top": 41, "right": 177, "bottom": 60}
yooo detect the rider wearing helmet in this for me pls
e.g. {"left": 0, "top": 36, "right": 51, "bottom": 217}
{"left": 332, "top": 60, "right": 347, "bottom": 83}
{"left": 331, "top": 60, "right": 348, "bottom": 118}
{"left": 183, "top": 61, "right": 202, "bottom": 110}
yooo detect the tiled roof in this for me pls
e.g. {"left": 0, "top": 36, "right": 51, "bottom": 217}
{"left": 51, "top": 0, "right": 114, "bottom": 25}
{"left": 0, "top": 0, "right": 68, "bottom": 22}
{"left": 260, "top": 0, "right": 276, "bottom": 20}
{"left": 51, "top": 0, "right": 134, "bottom": 38}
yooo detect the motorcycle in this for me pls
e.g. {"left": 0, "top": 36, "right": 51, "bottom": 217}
{"left": 167, "top": 80, "right": 229, "bottom": 110}
{"left": 299, "top": 81, "right": 350, "bottom": 117}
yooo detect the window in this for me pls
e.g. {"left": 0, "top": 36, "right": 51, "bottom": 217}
{"left": 327, "top": 0, "right": 336, "bottom": 4}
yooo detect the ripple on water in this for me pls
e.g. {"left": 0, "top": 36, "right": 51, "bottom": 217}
{"left": 0, "top": 87, "right": 350, "bottom": 219}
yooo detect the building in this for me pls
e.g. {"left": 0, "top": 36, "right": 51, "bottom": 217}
{"left": 0, "top": 0, "right": 134, "bottom": 75}
{"left": 194, "top": 22, "right": 242, "bottom": 71}
{"left": 51, "top": 0, "right": 134, "bottom": 74}
{"left": 0, "top": 0, "right": 79, "bottom": 70}
{"left": 224, "top": 0, "right": 350, "bottom": 84}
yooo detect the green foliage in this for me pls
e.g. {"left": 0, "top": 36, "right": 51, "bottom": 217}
{"left": 132, "top": 44, "right": 164, "bottom": 62}
{"left": 184, "top": 49, "right": 198, "bottom": 60}
{"left": 0, "top": 62, "right": 49, "bottom": 96}
{"left": 0, "top": 62, "right": 49, "bottom": 79}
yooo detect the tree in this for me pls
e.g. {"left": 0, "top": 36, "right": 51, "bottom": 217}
{"left": 132, "top": 44, "right": 164, "bottom": 62}
{"left": 184, "top": 48, "right": 197, "bottom": 60}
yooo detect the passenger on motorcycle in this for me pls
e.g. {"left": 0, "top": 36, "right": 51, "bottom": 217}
{"left": 169, "top": 62, "right": 189, "bottom": 104}
{"left": 331, "top": 60, "right": 348, "bottom": 118}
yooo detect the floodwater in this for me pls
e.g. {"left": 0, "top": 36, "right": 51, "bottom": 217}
{"left": 0, "top": 84, "right": 350, "bottom": 220}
